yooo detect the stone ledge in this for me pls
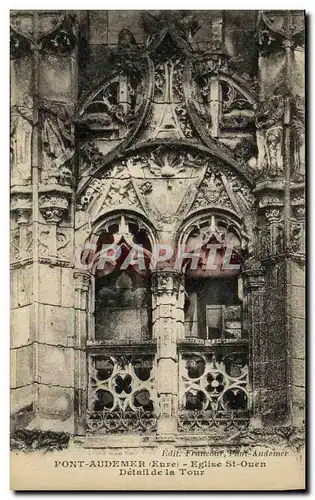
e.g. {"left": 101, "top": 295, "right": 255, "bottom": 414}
{"left": 9, "top": 424, "right": 305, "bottom": 453}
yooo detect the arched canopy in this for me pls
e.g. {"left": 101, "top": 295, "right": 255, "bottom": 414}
{"left": 176, "top": 209, "right": 249, "bottom": 277}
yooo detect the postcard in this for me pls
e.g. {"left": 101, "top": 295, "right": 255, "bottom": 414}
{"left": 10, "top": 9, "right": 305, "bottom": 490}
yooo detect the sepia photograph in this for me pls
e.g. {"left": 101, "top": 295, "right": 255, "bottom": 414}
{"left": 9, "top": 8, "right": 306, "bottom": 491}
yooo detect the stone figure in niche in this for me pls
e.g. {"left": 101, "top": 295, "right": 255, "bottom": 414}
{"left": 255, "top": 94, "right": 284, "bottom": 177}
{"left": 41, "top": 101, "right": 74, "bottom": 186}
{"left": 10, "top": 93, "right": 33, "bottom": 184}
{"left": 264, "top": 126, "right": 283, "bottom": 175}
{"left": 291, "top": 96, "right": 305, "bottom": 179}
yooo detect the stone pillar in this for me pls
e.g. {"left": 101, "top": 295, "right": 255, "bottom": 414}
{"left": 10, "top": 11, "right": 80, "bottom": 434}
{"left": 257, "top": 11, "right": 305, "bottom": 426}
{"left": 288, "top": 189, "right": 305, "bottom": 426}
{"left": 151, "top": 269, "right": 182, "bottom": 438}
{"left": 242, "top": 258, "right": 265, "bottom": 427}
{"left": 34, "top": 193, "right": 75, "bottom": 433}
{"left": 253, "top": 186, "right": 289, "bottom": 424}
{"left": 10, "top": 11, "right": 36, "bottom": 429}
{"left": 10, "top": 196, "right": 34, "bottom": 429}
{"left": 73, "top": 271, "right": 91, "bottom": 435}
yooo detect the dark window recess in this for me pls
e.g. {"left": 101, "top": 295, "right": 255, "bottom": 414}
{"left": 184, "top": 277, "right": 242, "bottom": 340}
{"left": 95, "top": 269, "right": 152, "bottom": 341}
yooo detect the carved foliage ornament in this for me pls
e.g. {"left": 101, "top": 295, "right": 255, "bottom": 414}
{"left": 38, "top": 225, "right": 71, "bottom": 260}
{"left": 80, "top": 142, "right": 106, "bottom": 174}
{"left": 255, "top": 95, "right": 285, "bottom": 130}
{"left": 104, "top": 179, "right": 138, "bottom": 208}
{"left": 11, "top": 225, "right": 32, "bottom": 263}
{"left": 77, "top": 176, "right": 110, "bottom": 211}
{"left": 290, "top": 221, "right": 305, "bottom": 255}
{"left": 11, "top": 194, "right": 32, "bottom": 224}
{"left": 127, "top": 146, "right": 207, "bottom": 178}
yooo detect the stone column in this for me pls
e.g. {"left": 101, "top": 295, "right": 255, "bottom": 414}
{"left": 151, "top": 269, "right": 182, "bottom": 439}
{"left": 73, "top": 271, "right": 91, "bottom": 435}
{"left": 242, "top": 258, "right": 265, "bottom": 427}
{"left": 253, "top": 188, "right": 289, "bottom": 424}
{"left": 288, "top": 190, "right": 305, "bottom": 426}
{"left": 256, "top": 12, "right": 305, "bottom": 427}
{"left": 10, "top": 11, "right": 80, "bottom": 435}
{"left": 10, "top": 195, "right": 33, "bottom": 429}
{"left": 10, "top": 11, "right": 35, "bottom": 430}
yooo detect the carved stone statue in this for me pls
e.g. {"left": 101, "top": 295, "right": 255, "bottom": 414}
{"left": 40, "top": 100, "right": 74, "bottom": 186}
{"left": 10, "top": 93, "right": 33, "bottom": 184}
{"left": 255, "top": 95, "right": 285, "bottom": 177}
{"left": 291, "top": 96, "right": 305, "bottom": 179}
{"left": 264, "top": 126, "right": 283, "bottom": 175}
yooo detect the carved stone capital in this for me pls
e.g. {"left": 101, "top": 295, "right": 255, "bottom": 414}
{"left": 74, "top": 271, "right": 91, "bottom": 293}
{"left": 39, "top": 192, "right": 69, "bottom": 224}
{"left": 151, "top": 269, "right": 182, "bottom": 296}
{"left": 10, "top": 193, "right": 32, "bottom": 224}
{"left": 265, "top": 207, "right": 282, "bottom": 223}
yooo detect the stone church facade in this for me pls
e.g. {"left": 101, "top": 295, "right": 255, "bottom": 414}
{"left": 10, "top": 10, "right": 305, "bottom": 449}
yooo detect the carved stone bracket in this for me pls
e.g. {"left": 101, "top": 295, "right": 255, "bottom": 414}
{"left": 11, "top": 192, "right": 32, "bottom": 225}
{"left": 254, "top": 182, "right": 286, "bottom": 259}
{"left": 38, "top": 187, "right": 71, "bottom": 225}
